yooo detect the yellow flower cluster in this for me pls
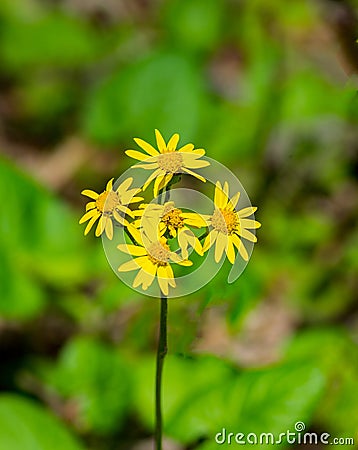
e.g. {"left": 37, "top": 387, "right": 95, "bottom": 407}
{"left": 79, "top": 130, "right": 261, "bottom": 295}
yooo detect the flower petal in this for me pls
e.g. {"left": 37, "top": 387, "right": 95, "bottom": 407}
{"left": 81, "top": 189, "right": 99, "bottom": 200}
{"left": 142, "top": 168, "right": 164, "bottom": 191}
{"left": 177, "top": 143, "right": 194, "bottom": 152}
{"left": 228, "top": 192, "right": 241, "bottom": 210}
{"left": 106, "top": 178, "right": 114, "bottom": 191}
{"left": 238, "top": 206, "right": 258, "bottom": 218}
{"left": 117, "top": 177, "right": 133, "bottom": 194}
{"left": 117, "top": 244, "right": 147, "bottom": 256}
{"left": 167, "top": 133, "right": 180, "bottom": 152}
{"left": 105, "top": 218, "right": 114, "bottom": 240}
{"left": 182, "top": 167, "right": 206, "bottom": 183}
{"left": 185, "top": 159, "right": 210, "bottom": 169}
{"left": 85, "top": 201, "right": 96, "bottom": 211}
{"left": 202, "top": 229, "right": 218, "bottom": 252}
{"left": 125, "top": 150, "right": 151, "bottom": 161}
{"left": 79, "top": 209, "right": 99, "bottom": 224}
{"left": 133, "top": 138, "right": 159, "bottom": 156}
{"left": 238, "top": 228, "right": 257, "bottom": 243}
{"left": 155, "top": 129, "right": 167, "bottom": 153}
{"left": 231, "top": 234, "right": 249, "bottom": 261}
{"left": 84, "top": 214, "right": 99, "bottom": 235}
{"left": 226, "top": 237, "right": 236, "bottom": 264}
{"left": 118, "top": 256, "right": 148, "bottom": 272}
{"left": 214, "top": 182, "right": 228, "bottom": 208}
{"left": 95, "top": 215, "right": 106, "bottom": 237}
{"left": 214, "top": 232, "right": 227, "bottom": 263}
{"left": 240, "top": 219, "right": 261, "bottom": 229}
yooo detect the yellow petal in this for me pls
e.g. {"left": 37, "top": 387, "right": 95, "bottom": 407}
{"left": 185, "top": 159, "right": 210, "bottom": 169}
{"left": 79, "top": 209, "right": 99, "bottom": 224}
{"left": 238, "top": 228, "right": 257, "bottom": 243}
{"left": 240, "top": 219, "right": 261, "bottom": 229}
{"left": 125, "top": 150, "right": 151, "bottom": 161}
{"left": 228, "top": 191, "right": 240, "bottom": 210}
{"left": 181, "top": 212, "right": 208, "bottom": 228}
{"left": 202, "top": 229, "right": 218, "bottom": 252}
{"left": 81, "top": 189, "right": 99, "bottom": 200}
{"left": 177, "top": 143, "right": 194, "bottom": 152}
{"left": 85, "top": 201, "right": 96, "bottom": 211}
{"left": 117, "top": 244, "right": 147, "bottom": 256}
{"left": 158, "top": 266, "right": 175, "bottom": 291}
{"left": 105, "top": 218, "right": 113, "bottom": 240}
{"left": 95, "top": 215, "right": 106, "bottom": 237}
{"left": 106, "top": 178, "right": 114, "bottom": 191}
{"left": 133, "top": 138, "right": 159, "bottom": 156}
{"left": 167, "top": 133, "right": 180, "bottom": 152}
{"left": 134, "top": 162, "right": 159, "bottom": 169}
{"left": 117, "top": 177, "right": 133, "bottom": 194}
{"left": 155, "top": 129, "right": 167, "bottom": 153}
{"left": 226, "top": 238, "right": 236, "bottom": 264}
{"left": 238, "top": 206, "right": 258, "bottom": 218}
{"left": 231, "top": 234, "right": 249, "bottom": 261}
{"left": 127, "top": 224, "right": 144, "bottom": 246}
{"left": 177, "top": 259, "right": 193, "bottom": 267}
{"left": 142, "top": 168, "right": 164, "bottom": 191}
{"left": 214, "top": 181, "right": 228, "bottom": 208}
{"left": 118, "top": 256, "right": 148, "bottom": 272}
{"left": 84, "top": 214, "right": 99, "bottom": 235}
{"left": 182, "top": 167, "right": 206, "bottom": 183}
{"left": 214, "top": 232, "right": 227, "bottom": 263}
{"left": 157, "top": 273, "right": 169, "bottom": 296}
{"left": 154, "top": 175, "right": 165, "bottom": 197}
{"left": 113, "top": 210, "right": 129, "bottom": 226}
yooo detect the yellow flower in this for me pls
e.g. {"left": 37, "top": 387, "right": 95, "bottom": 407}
{"left": 133, "top": 201, "right": 206, "bottom": 259}
{"left": 117, "top": 226, "right": 192, "bottom": 296}
{"left": 125, "top": 129, "right": 210, "bottom": 196}
{"left": 79, "top": 178, "right": 142, "bottom": 240}
{"left": 203, "top": 181, "right": 261, "bottom": 263}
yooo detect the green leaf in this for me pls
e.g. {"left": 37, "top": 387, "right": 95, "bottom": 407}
{"left": 132, "top": 354, "right": 325, "bottom": 445}
{"left": 0, "top": 394, "right": 84, "bottom": 450}
{"left": 43, "top": 336, "right": 131, "bottom": 434}
{"left": 82, "top": 51, "right": 204, "bottom": 145}
{"left": 0, "top": 11, "right": 102, "bottom": 73}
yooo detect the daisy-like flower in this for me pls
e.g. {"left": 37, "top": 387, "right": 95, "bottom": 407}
{"left": 79, "top": 178, "right": 142, "bottom": 240}
{"left": 133, "top": 201, "right": 206, "bottom": 259}
{"left": 125, "top": 129, "right": 210, "bottom": 196}
{"left": 117, "top": 226, "right": 192, "bottom": 296}
{"left": 203, "top": 181, "right": 261, "bottom": 263}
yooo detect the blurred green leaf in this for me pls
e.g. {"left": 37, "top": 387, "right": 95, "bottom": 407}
{"left": 0, "top": 11, "right": 102, "bottom": 74}
{"left": 163, "top": 0, "right": 224, "bottom": 52}
{"left": 82, "top": 51, "right": 205, "bottom": 145}
{"left": 132, "top": 354, "right": 325, "bottom": 445}
{"left": 0, "top": 394, "right": 84, "bottom": 450}
{"left": 42, "top": 336, "right": 130, "bottom": 434}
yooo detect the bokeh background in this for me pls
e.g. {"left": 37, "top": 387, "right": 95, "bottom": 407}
{"left": 1, "top": 0, "right": 358, "bottom": 449}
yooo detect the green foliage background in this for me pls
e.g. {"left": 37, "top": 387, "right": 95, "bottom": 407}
{"left": 0, "top": 0, "right": 358, "bottom": 448}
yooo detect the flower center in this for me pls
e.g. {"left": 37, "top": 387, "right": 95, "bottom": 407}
{"left": 147, "top": 242, "right": 170, "bottom": 266}
{"left": 96, "top": 191, "right": 119, "bottom": 214}
{"left": 211, "top": 208, "right": 238, "bottom": 235}
{"left": 158, "top": 152, "right": 183, "bottom": 173}
{"left": 162, "top": 208, "right": 184, "bottom": 230}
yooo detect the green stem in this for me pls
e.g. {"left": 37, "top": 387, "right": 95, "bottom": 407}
{"left": 155, "top": 295, "right": 168, "bottom": 450}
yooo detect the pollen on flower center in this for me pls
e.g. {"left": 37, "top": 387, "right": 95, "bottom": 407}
{"left": 158, "top": 152, "right": 183, "bottom": 173}
{"left": 211, "top": 208, "right": 238, "bottom": 234}
{"left": 96, "top": 191, "right": 119, "bottom": 214}
{"left": 147, "top": 242, "right": 170, "bottom": 266}
{"left": 162, "top": 208, "right": 184, "bottom": 230}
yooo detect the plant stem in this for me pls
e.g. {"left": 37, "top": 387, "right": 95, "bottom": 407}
{"left": 155, "top": 295, "right": 168, "bottom": 450}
